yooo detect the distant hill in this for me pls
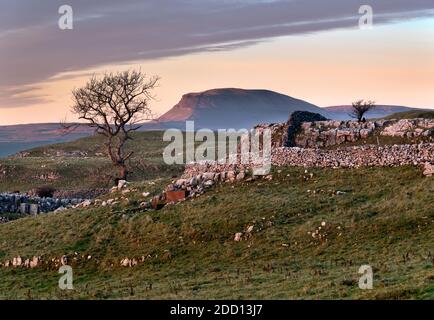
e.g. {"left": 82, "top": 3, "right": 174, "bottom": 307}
{"left": 0, "top": 123, "right": 93, "bottom": 143}
{"left": 0, "top": 123, "right": 93, "bottom": 157}
{"left": 324, "top": 105, "right": 428, "bottom": 120}
{"left": 156, "top": 88, "right": 331, "bottom": 129}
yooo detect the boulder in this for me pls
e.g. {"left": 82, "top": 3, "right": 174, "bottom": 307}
{"left": 175, "top": 179, "right": 187, "bottom": 187}
{"left": 189, "top": 176, "right": 198, "bottom": 187}
{"left": 117, "top": 180, "right": 127, "bottom": 190}
{"left": 81, "top": 200, "right": 92, "bottom": 208}
{"left": 30, "top": 256, "right": 39, "bottom": 268}
{"left": 12, "top": 256, "right": 22, "bottom": 267}
{"left": 286, "top": 111, "right": 328, "bottom": 147}
{"left": 360, "top": 128, "right": 372, "bottom": 139}
{"left": 423, "top": 162, "right": 434, "bottom": 177}
{"left": 204, "top": 180, "right": 214, "bottom": 187}
{"left": 236, "top": 171, "right": 245, "bottom": 181}
{"left": 121, "top": 258, "right": 131, "bottom": 267}
{"left": 234, "top": 233, "right": 243, "bottom": 242}
{"left": 226, "top": 171, "right": 236, "bottom": 181}
{"left": 202, "top": 172, "right": 215, "bottom": 181}
{"left": 54, "top": 206, "right": 67, "bottom": 213}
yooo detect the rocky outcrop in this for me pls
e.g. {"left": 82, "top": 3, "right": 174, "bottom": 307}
{"left": 381, "top": 119, "right": 434, "bottom": 138}
{"left": 295, "top": 120, "right": 380, "bottom": 147}
{"left": 255, "top": 118, "right": 433, "bottom": 149}
{"left": 286, "top": 111, "right": 329, "bottom": 147}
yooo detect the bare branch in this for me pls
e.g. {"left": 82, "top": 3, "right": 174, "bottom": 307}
{"left": 349, "top": 100, "right": 376, "bottom": 122}
{"left": 69, "top": 69, "right": 159, "bottom": 182}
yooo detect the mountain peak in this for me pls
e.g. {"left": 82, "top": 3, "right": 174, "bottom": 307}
{"left": 158, "top": 88, "right": 328, "bottom": 128}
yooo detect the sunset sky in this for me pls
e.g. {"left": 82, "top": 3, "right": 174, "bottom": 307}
{"left": 1, "top": 0, "right": 434, "bottom": 125}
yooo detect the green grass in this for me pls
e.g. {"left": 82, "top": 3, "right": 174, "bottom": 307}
{"left": 0, "top": 166, "right": 432, "bottom": 299}
{"left": 0, "top": 131, "right": 184, "bottom": 192}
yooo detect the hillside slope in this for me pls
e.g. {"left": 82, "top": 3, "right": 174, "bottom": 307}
{"left": 383, "top": 110, "right": 434, "bottom": 120}
{"left": 0, "top": 123, "right": 93, "bottom": 158}
{"left": 325, "top": 105, "right": 428, "bottom": 120}
{"left": 0, "top": 166, "right": 433, "bottom": 299}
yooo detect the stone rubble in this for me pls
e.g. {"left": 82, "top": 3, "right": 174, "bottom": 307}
{"left": 0, "top": 193, "right": 94, "bottom": 219}
{"left": 1, "top": 253, "right": 160, "bottom": 269}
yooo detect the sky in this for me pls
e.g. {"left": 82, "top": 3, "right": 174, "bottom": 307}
{"left": 0, "top": 0, "right": 434, "bottom": 125}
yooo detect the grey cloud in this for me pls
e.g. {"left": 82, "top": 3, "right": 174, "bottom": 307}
{"left": 0, "top": 86, "right": 52, "bottom": 108}
{"left": 1, "top": 0, "right": 434, "bottom": 107}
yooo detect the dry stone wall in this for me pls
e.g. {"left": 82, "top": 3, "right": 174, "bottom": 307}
{"left": 184, "top": 118, "right": 434, "bottom": 179}
{"left": 271, "top": 143, "right": 433, "bottom": 168}
{"left": 183, "top": 143, "right": 434, "bottom": 178}
{"left": 0, "top": 193, "right": 92, "bottom": 217}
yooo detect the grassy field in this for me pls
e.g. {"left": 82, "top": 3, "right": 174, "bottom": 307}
{"left": 1, "top": 125, "right": 431, "bottom": 192}
{"left": 0, "top": 165, "right": 432, "bottom": 299}
{"left": 0, "top": 131, "right": 183, "bottom": 192}
{"left": 0, "top": 128, "right": 433, "bottom": 299}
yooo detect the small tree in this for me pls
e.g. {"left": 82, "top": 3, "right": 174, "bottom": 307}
{"left": 70, "top": 70, "right": 159, "bottom": 183}
{"left": 350, "top": 100, "right": 376, "bottom": 122}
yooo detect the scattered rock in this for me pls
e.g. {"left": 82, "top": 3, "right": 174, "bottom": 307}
{"left": 234, "top": 232, "right": 243, "bottom": 242}
{"left": 204, "top": 180, "right": 214, "bottom": 187}
{"left": 236, "top": 172, "right": 245, "bottom": 181}
{"left": 121, "top": 258, "right": 131, "bottom": 267}
{"left": 54, "top": 206, "right": 67, "bottom": 213}
{"left": 29, "top": 256, "right": 39, "bottom": 268}
{"left": 12, "top": 256, "right": 22, "bottom": 267}
{"left": 81, "top": 199, "right": 93, "bottom": 207}
{"left": 117, "top": 180, "right": 127, "bottom": 190}
{"left": 422, "top": 162, "right": 434, "bottom": 177}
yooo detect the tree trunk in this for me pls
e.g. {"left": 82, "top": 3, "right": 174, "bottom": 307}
{"left": 119, "top": 164, "right": 128, "bottom": 181}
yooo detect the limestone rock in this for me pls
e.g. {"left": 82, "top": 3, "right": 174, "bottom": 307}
{"left": 30, "top": 256, "right": 39, "bottom": 268}
{"left": 117, "top": 180, "right": 127, "bottom": 190}
{"left": 234, "top": 233, "right": 243, "bottom": 242}
{"left": 12, "top": 256, "right": 22, "bottom": 267}
{"left": 423, "top": 162, "right": 434, "bottom": 177}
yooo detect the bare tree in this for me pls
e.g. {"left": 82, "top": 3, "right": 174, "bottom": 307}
{"left": 70, "top": 70, "right": 159, "bottom": 183}
{"left": 350, "top": 100, "right": 376, "bottom": 122}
